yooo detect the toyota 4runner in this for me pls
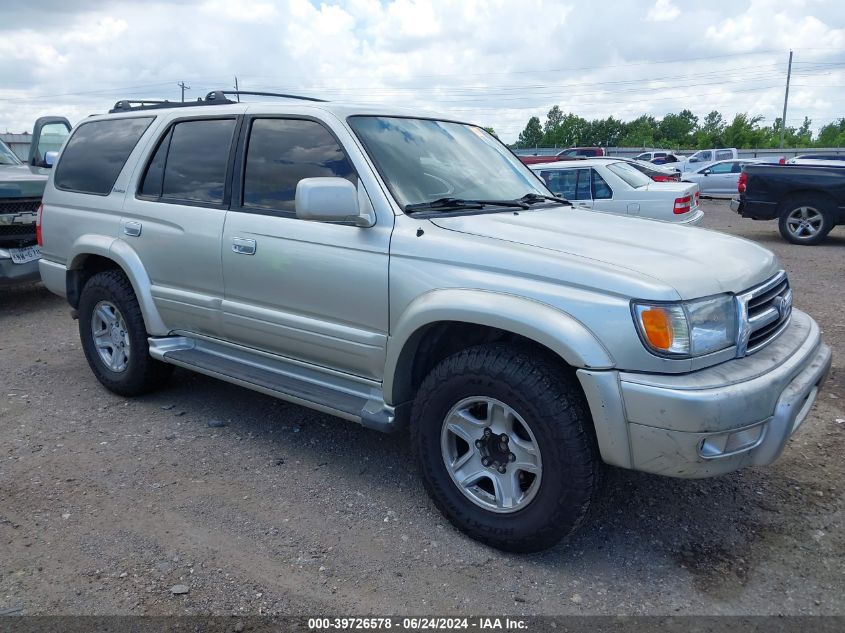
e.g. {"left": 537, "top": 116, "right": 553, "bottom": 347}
{"left": 38, "top": 91, "right": 832, "bottom": 552}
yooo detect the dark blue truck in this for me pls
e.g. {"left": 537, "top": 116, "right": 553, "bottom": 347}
{"left": 731, "top": 162, "right": 845, "bottom": 245}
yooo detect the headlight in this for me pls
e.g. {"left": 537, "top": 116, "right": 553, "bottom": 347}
{"left": 632, "top": 294, "right": 737, "bottom": 358}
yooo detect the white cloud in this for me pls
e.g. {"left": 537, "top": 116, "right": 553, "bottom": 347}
{"left": 0, "top": 0, "right": 843, "bottom": 142}
{"left": 647, "top": 0, "right": 681, "bottom": 22}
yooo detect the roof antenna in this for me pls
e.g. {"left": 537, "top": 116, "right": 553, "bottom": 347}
{"left": 234, "top": 76, "right": 240, "bottom": 103}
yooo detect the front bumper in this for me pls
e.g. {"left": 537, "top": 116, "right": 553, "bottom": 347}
{"left": 577, "top": 309, "right": 832, "bottom": 478}
{"left": 0, "top": 249, "right": 41, "bottom": 286}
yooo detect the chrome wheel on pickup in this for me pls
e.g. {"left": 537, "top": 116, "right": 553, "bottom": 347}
{"left": 778, "top": 195, "right": 833, "bottom": 245}
{"left": 411, "top": 343, "right": 602, "bottom": 553}
{"left": 441, "top": 397, "right": 542, "bottom": 513}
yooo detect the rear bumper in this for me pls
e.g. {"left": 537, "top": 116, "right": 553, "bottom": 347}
{"left": 0, "top": 248, "right": 41, "bottom": 286}
{"left": 732, "top": 196, "right": 778, "bottom": 220}
{"left": 677, "top": 208, "right": 704, "bottom": 226}
{"left": 577, "top": 309, "right": 832, "bottom": 478}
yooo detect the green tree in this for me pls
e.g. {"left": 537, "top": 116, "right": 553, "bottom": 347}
{"left": 815, "top": 118, "right": 845, "bottom": 147}
{"left": 619, "top": 115, "right": 659, "bottom": 148}
{"left": 516, "top": 116, "right": 543, "bottom": 148}
{"left": 723, "top": 113, "right": 766, "bottom": 148}
{"left": 695, "top": 111, "right": 726, "bottom": 147}
{"left": 658, "top": 109, "right": 698, "bottom": 147}
{"left": 482, "top": 126, "right": 498, "bottom": 138}
{"left": 586, "top": 116, "right": 626, "bottom": 147}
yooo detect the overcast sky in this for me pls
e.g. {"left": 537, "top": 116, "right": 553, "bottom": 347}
{"left": 1, "top": 0, "right": 843, "bottom": 143}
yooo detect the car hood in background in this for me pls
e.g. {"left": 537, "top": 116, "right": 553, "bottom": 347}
{"left": 0, "top": 164, "right": 50, "bottom": 198}
{"left": 431, "top": 207, "right": 778, "bottom": 300}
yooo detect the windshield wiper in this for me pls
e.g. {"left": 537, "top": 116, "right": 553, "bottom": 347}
{"left": 518, "top": 192, "right": 572, "bottom": 206}
{"left": 405, "top": 197, "right": 530, "bottom": 213}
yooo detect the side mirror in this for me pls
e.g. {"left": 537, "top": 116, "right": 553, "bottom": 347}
{"left": 28, "top": 116, "right": 71, "bottom": 168}
{"left": 295, "top": 177, "right": 374, "bottom": 227}
{"left": 702, "top": 169, "right": 711, "bottom": 176}
{"left": 44, "top": 151, "right": 58, "bottom": 167}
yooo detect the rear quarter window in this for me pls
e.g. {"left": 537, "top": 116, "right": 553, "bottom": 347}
{"left": 55, "top": 117, "right": 153, "bottom": 195}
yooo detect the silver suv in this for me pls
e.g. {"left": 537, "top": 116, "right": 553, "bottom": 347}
{"left": 39, "top": 91, "right": 832, "bottom": 552}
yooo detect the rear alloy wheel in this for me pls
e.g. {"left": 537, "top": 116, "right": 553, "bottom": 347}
{"left": 78, "top": 269, "right": 173, "bottom": 396}
{"left": 778, "top": 196, "right": 833, "bottom": 245}
{"left": 411, "top": 343, "right": 602, "bottom": 552}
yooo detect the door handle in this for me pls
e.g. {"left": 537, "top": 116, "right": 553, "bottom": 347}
{"left": 232, "top": 237, "right": 256, "bottom": 255}
{"left": 122, "top": 221, "right": 142, "bottom": 237}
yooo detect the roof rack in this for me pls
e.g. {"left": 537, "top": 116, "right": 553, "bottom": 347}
{"left": 109, "top": 89, "right": 327, "bottom": 113}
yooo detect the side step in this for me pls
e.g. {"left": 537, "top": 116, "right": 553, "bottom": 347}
{"left": 148, "top": 336, "right": 396, "bottom": 432}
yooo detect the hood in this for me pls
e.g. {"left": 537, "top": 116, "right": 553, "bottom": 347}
{"left": 430, "top": 207, "right": 778, "bottom": 300}
{"left": 0, "top": 164, "right": 49, "bottom": 198}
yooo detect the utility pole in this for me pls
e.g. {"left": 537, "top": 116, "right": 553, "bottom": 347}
{"left": 178, "top": 81, "right": 191, "bottom": 103}
{"left": 234, "top": 76, "right": 240, "bottom": 102}
{"left": 780, "top": 50, "right": 793, "bottom": 149}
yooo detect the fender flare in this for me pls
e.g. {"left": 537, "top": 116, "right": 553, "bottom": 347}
{"left": 67, "top": 236, "right": 168, "bottom": 335}
{"left": 384, "top": 288, "right": 614, "bottom": 406}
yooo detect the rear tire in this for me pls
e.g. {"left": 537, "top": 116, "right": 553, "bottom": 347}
{"left": 78, "top": 270, "right": 173, "bottom": 396}
{"left": 778, "top": 194, "right": 834, "bottom": 245}
{"left": 410, "top": 343, "right": 602, "bottom": 552}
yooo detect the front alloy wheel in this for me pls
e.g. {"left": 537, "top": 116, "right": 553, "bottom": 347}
{"left": 441, "top": 397, "right": 542, "bottom": 513}
{"left": 411, "top": 343, "right": 602, "bottom": 552}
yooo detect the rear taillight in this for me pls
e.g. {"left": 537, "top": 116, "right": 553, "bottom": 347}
{"left": 738, "top": 172, "right": 748, "bottom": 194}
{"left": 778, "top": 157, "right": 786, "bottom": 165}
{"left": 694, "top": 191, "right": 700, "bottom": 206}
{"left": 652, "top": 175, "right": 670, "bottom": 182}
{"left": 36, "top": 203, "right": 44, "bottom": 246}
{"left": 673, "top": 195, "right": 692, "bottom": 214}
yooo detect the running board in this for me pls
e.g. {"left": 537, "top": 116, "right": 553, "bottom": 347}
{"left": 148, "top": 336, "right": 396, "bottom": 432}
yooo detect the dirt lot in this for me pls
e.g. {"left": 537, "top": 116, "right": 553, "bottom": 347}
{"left": 1, "top": 200, "right": 843, "bottom": 616}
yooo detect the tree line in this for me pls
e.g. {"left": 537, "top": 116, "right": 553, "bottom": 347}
{"left": 514, "top": 106, "right": 845, "bottom": 150}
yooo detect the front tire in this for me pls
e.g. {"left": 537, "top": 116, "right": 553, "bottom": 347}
{"left": 778, "top": 195, "right": 834, "bottom": 245}
{"left": 410, "top": 344, "right": 601, "bottom": 552}
{"left": 78, "top": 270, "right": 173, "bottom": 396}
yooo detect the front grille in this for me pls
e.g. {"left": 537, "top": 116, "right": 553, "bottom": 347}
{"left": 0, "top": 197, "right": 39, "bottom": 246}
{"left": 0, "top": 197, "right": 40, "bottom": 215}
{"left": 738, "top": 272, "right": 792, "bottom": 355}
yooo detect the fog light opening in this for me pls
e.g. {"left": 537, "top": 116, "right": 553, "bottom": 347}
{"left": 699, "top": 422, "right": 767, "bottom": 459}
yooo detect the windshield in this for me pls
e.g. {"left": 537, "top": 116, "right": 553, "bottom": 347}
{"left": 347, "top": 116, "right": 547, "bottom": 210}
{"left": 607, "top": 161, "right": 652, "bottom": 188}
{"left": 0, "top": 140, "right": 22, "bottom": 166}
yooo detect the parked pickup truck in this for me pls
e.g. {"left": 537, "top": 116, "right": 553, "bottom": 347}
{"left": 0, "top": 117, "right": 70, "bottom": 285}
{"left": 39, "top": 91, "right": 831, "bottom": 552}
{"left": 731, "top": 163, "right": 845, "bottom": 244}
{"left": 519, "top": 147, "right": 605, "bottom": 165}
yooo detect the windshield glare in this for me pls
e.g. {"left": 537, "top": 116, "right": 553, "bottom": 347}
{"left": 607, "top": 161, "right": 652, "bottom": 188}
{"left": 348, "top": 116, "right": 547, "bottom": 210}
{"left": 0, "top": 140, "right": 21, "bottom": 166}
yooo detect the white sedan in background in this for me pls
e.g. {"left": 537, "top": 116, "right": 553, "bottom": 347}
{"left": 531, "top": 159, "right": 703, "bottom": 225}
{"left": 681, "top": 158, "right": 768, "bottom": 197}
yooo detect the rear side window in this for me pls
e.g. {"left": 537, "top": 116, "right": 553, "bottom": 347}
{"left": 138, "top": 118, "right": 236, "bottom": 204}
{"left": 539, "top": 168, "right": 590, "bottom": 200}
{"left": 592, "top": 170, "right": 613, "bottom": 199}
{"left": 242, "top": 118, "right": 355, "bottom": 213}
{"left": 715, "top": 150, "right": 733, "bottom": 161}
{"left": 55, "top": 117, "right": 153, "bottom": 195}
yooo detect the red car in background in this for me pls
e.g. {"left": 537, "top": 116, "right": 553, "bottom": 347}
{"left": 519, "top": 146, "right": 605, "bottom": 165}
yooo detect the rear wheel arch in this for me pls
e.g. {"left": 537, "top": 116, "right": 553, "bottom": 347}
{"left": 66, "top": 241, "right": 168, "bottom": 335}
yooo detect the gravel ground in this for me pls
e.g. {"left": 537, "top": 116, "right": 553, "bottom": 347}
{"left": 1, "top": 199, "right": 843, "bottom": 616}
